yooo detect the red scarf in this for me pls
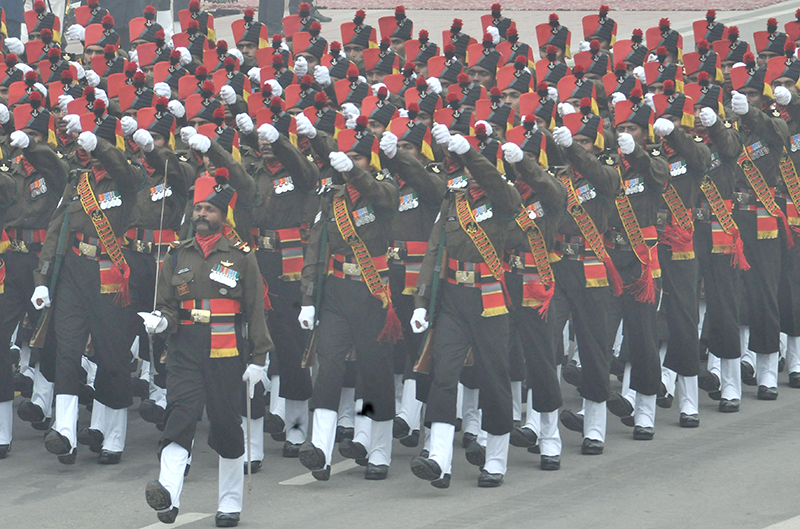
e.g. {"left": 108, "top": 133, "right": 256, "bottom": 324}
{"left": 196, "top": 232, "right": 222, "bottom": 257}
{"left": 346, "top": 184, "right": 360, "bottom": 204}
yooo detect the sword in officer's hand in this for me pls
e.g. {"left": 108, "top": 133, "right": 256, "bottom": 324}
{"left": 145, "top": 158, "right": 170, "bottom": 378}
{"left": 246, "top": 379, "right": 252, "bottom": 491}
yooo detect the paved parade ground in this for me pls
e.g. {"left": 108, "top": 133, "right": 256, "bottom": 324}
{"left": 3, "top": 369, "right": 800, "bottom": 529}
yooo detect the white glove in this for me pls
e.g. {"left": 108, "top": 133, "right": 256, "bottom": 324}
{"left": 486, "top": 26, "right": 500, "bottom": 45}
{"left": 371, "top": 82, "right": 388, "bottom": 96}
{"left": 432, "top": 123, "right": 451, "bottom": 148}
{"left": 426, "top": 77, "right": 442, "bottom": 95}
{"left": 475, "top": 120, "right": 493, "bottom": 137}
{"left": 257, "top": 123, "right": 280, "bottom": 143}
{"left": 176, "top": 47, "right": 192, "bottom": 66}
{"left": 219, "top": 84, "right": 237, "bottom": 105}
{"left": 633, "top": 66, "right": 646, "bottom": 85}
{"left": 247, "top": 67, "right": 261, "bottom": 85}
{"left": 9, "top": 131, "right": 29, "bottom": 149}
{"left": 31, "top": 285, "right": 51, "bottom": 310}
{"left": 294, "top": 56, "right": 308, "bottom": 78}
{"left": 14, "top": 63, "right": 33, "bottom": 75}
{"left": 264, "top": 79, "right": 282, "bottom": 98}
{"left": 120, "top": 116, "right": 138, "bottom": 137}
{"left": 295, "top": 113, "right": 317, "bottom": 139}
{"left": 129, "top": 49, "right": 138, "bottom": 66}
{"left": 547, "top": 86, "right": 559, "bottom": 102}
{"left": 65, "top": 114, "right": 82, "bottom": 135}
{"left": 644, "top": 93, "right": 656, "bottom": 111}
{"left": 611, "top": 92, "right": 627, "bottom": 107}
{"left": 774, "top": 86, "right": 792, "bottom": 106}
{"left": 58, "top": 94, "right": 74, "bottom": 113}
{"left": 0, "top": 104, "right": 8, "bottom": 125}
{"left": 189, "top": 134, "right": 211, "bottom": 153}
{"left": 358, "top": 75, "right": 367, "bottom": 85}
{"left": 133, "top": 129, "right": 155, "bottom": 152}
{"left": 552, "top": 126, "right": 573, "bottom": 148}
{"left": 448, "top": 134, "right": 470, "bottom": 155}
{"left": 578, "top": 40, "right": 591, "bottom": 53}
{"left": 154, "top": 82, "right": 171, "bottom": 98}
{"left": 653, "top": 117, "right": 674, "bottom": 137}
{"left": 342, "top": 102, "right": 360, "bottom": 129}
{"left": 398, "top": 108, "right": 409, "bottom": 118}
{"left": 410, "top": 308, "right": 428, "bottom": 334}
{"left": 235, "top": 113, "right": 254, "bottom": 135}
{"left": 298, "top": 305, "right": 316, "bottom": 330}
{"left": 85, "top": 70, "right": 101, "bottom": 87}
{"left": 138, "top": 311, "right": 168, "bottom": 334}
{"left": 380, "top": 131, "right": 398, "bottom": 158}
{"left": 557, "top": 102, "right": 576, "bottom": 117}
{"left": 169, "top": 100, "right": 185, "bottom": 118}
{"left": 180, "top": 126, "right": 197, "bottom": 144}
{"left": 71, "top": 62, "right": 85, "bottom": 81}
{"left": 95, "top": 88, "right": 109, "bottom": 106}
{"left": 314, "top": 65, "right": 331, "bottom": 88}
{"left": 731, "top": 91, "right": 749, "bottom": 116}
{"left": 330, "top": 151, "right": 354, "bottom": 172}
{"left": 699, "top": 107, "right": 717, "bottom": 128}
{"left": 5, "top": 37, "right": 23, "bottom": 55}
{"left": 647, "top": 53, "right": 658, "bottom": 63}
{"left": 521, "top": 114, "right": 538, "bottom": 132}
{"left": 242, "top": 364, "right": 267, "bottom": 398}
{"left": 77, "top": 131, "right": 97, "bottom": 152}
{"left": 66, "top": 24, "right": 85, "bottom": 41}
{"left": 617, "top": 132, "right": 636, "bottom": 155}
{"left": 502, "top": 142, "right": 524, "bottom": 163}
{"left": 228, "top": 48, "right": 244, "bottom": 65}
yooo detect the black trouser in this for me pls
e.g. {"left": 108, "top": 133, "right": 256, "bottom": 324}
{"left": 551, "top": 258, "right": 612, "bottom": 403}
{"left": 506, "top": 273, "right": 561, "bottom": 413}
{"left": 388, "top": 264, "right": 426, "bottom": 379}
{"left": 258, "top": 0, "right": 285, "bottom": 35}
{"left": 256, "top": 249, "right": 313, "bottom": 401}
{"left": 53, "top": 251, "right": 138, "bottom": 409}
{"left": 424, "top": 282, "right": 512, "bottom": 435}
{"left": 658, "top": 245, "right": 700, "bottom": 377}
{"left": 608, "top": 248, "right": 661, "bottom": 396}
{"left": 162, "top": 324, "right": 246, "bottom": 459}
{"left": 0, "top": 251, "right": 57, "bottom": 402}
{"left": 694, "top": 221, "right": 741, "bottom": 359}
{"left": 776, "top": 206, "right": 800, "bottom": 336}
{"left": 733, "top": 209, "right": 781, "bottom": 354}
{"left": 127, "top": 250, "right": 167, "bottom": 388}
{"left": 311, "top": 276, "right": 395, "bottom": 421}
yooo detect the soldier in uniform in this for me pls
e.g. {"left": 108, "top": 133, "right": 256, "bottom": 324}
{"left": 141, "top": 170, "right": 272, "bottom": 528}
{"left": 604, "top": 87, "right": 670, "bottom": 440}
{"left": 410, "top": 122, "right": 521, "bottom": 488}
{"left": 297, "top": 116, "right": 400, "bottom": 481}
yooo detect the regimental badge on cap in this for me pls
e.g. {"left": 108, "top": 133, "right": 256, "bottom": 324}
{"left": 210, "top": 263, "right": 239, "bottom": 288}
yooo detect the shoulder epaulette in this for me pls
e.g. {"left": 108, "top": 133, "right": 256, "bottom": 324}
{"left": 234, "top": 240, "right": 251, "bottom": 253}
{"left": 649, "top": 146, "right": 662, "bottom": 157}
{"left": 694, "top": 135, "right": 704, "bottom": 143}
{"left": 426, "top": 163, "right": 442, "bottom": 174}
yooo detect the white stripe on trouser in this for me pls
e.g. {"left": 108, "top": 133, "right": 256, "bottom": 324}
{"left": 82, "top": 356, "right": 97, "bottom": 389}
{"left": 787, "top": 336, "right": 800, "bottom": 374}
{"left": 583, "top": 399, "right": 606, "bottom": 442}
{"left": 677, "top": 376, "right": 699, "bottom": 415}
{"left": 511, "top": 381, "right": 522, "bottom": 422}
{"left": 284, "top": 399, "right": 309, "bottom": 445}
{"left": 538, "top": 410, "right": 561, "bottom": 457}
{"left": 394, "top": 374, "right": 404, "bottom": 412}
{"left": 397, "top": 378, "right": 422, "bottom": 431}
{"left": 660, "top": 343, "right": 676, "bottom": 397}
{"left": 32, "top": 364, "right": 55, "bottom": 418}
{"left": 242, "top": 416, "right": 264, "bottom": 462}
{"left": 524, "top": 390, "right": 540, "bottom": 435}
{"left": 757, "top": 352, "right": 779, "bottom": 388}
{"left": 720, "top": 358, "right": 742, "bottom": 400}
{"left": 621, "top": 363, "right": 636, "bottom": 406}
{"left": 483, "top": 433, "right": 510, "bottom": 475}
{"left": 54, "top": 394, "right": 79, "bottom": 449}
{"left": 353, "top": 400, "right": 371, "bottom": 448}
{"left": 337, "top": 387, "right": 355, "bottom": 428}
{"left": 159, "top": 442, "right": 189, "bottom": 510}
{"left": 368, "top": 420, "right": 392, "bottom": 466}
{"left": 102, "top": 406, "right": 127, "bottom": 452}
{"left": 269, "top": 376, "right": 285, "bottom": 421}
{"left": 707, "top": 353, "right": 721, "bottom": 379}
{"left": 218, "top": 454, "right": 245, "bottom": 514}
{"left": 634, "top": 393, "right": 656, "bottom": 428}
{"left": 89, "top": 400, "right": 107, "bottom": 435}
{"left": 456, "top": 383, "right": 463, "bottom": 420}
{"left": 0, "top": 401, "right": 12, "bottom": 445}
{"left": 428, "top": 422, "right": 455, "bottom": 476}
{"left": 311, "top": 408, "right": 337, "bottom": 466}
{"left": 461, "top": 387, "right": 480, "bottom": 435}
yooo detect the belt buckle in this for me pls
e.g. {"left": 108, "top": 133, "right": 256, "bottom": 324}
{"left": 190, "top": 309, "right": 211, "bottom": 323}
{"left": 258, "top": 236, "right": 274, "bottom": 250}
{"left": 735, "top": 191, "right": 750, "bottom": 205}
{"left": 562, "top": 243, "right": 578, "bottom": 257}
{"left": 612, "top": 232, "right": 626, "bottom": 245}
{"left": 136, "top": 240, "right": 152, "bottom": 253}
{"left": 510, "top": 255, "right": 524, "bottom": 269}
{"left": 342, "top": 262, "right": 361, "bottom": 276}
{"left": 10, "top": 240, "right": 28, "bottom": 253}
{"left": 387, "top": 247, "right": 401, "bottom": 261}
{"left": 695, "top": 208, "right": 710, "bottom": 221}
{"left": 656, "top": 211, "right": 668, "bottom": 226}
{"left": 79, "top": 241, "right": 97, "bottom": 258}
{"left": 456, "top": 270, "right": 475, "bottom": 284}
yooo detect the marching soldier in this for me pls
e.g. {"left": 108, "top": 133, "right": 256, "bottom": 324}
{"left": 142, "top": 170, "right": 273, "bottom": 527}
